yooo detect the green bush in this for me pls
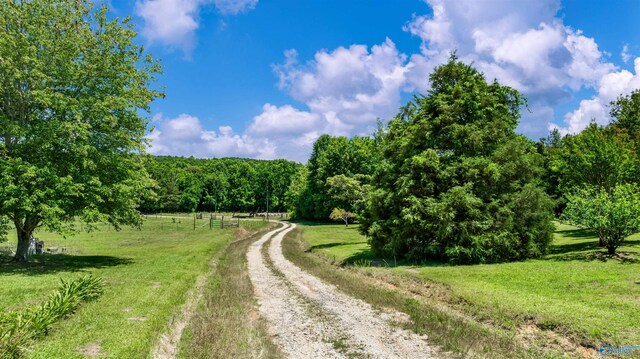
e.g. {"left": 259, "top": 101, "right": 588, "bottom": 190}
{"left": 564, "top": 184, "right": 640, "bottom": 255}
{"left": 0, "top": 275, "right": 104, "bottom": 358}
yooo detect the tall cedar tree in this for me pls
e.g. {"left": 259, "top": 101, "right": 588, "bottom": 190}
{"left": 361, "top": 56, "right": 555, "bottom": 264}
{"left": 0, "top": 1, "right": 162, "bottom": 261}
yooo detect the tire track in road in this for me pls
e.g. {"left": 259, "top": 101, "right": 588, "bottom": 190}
{"left": 247, "top": 224, "right": 349, "bottom": 358}
{"left": 248, "top": 223, "right": 437, "bottom": 359}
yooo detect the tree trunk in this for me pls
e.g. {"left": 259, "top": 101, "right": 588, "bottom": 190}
{"left": 14, "top": 227, "right": 33, "bottom": 262}
{"left": 607, "top": 245, "right": 616, "bottom": 255}
{"left": 598, "top": 236, "right": 605, "bottom": 247}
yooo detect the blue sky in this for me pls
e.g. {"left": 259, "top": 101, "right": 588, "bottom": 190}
{"left": 107, "top": 0, "right": 640, "bottom": 162}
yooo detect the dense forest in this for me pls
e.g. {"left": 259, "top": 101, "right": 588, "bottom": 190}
{"left": 141, "top": 57, "right": 640, "bottom": 265}
{"left": 140, "top": 156, "right": 301, "bottom": 214}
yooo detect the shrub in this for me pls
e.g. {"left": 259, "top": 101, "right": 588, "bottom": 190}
{"left": 564, "top": 184, "right": 640, "bottom": 255}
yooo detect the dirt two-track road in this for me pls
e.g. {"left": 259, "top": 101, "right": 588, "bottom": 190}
{"left": 247, "top": 223, "right": 437, "bottom": 359}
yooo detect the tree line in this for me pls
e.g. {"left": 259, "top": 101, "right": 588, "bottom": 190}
{"left": 141, "top": 156, "right": 301, "bottom": 214}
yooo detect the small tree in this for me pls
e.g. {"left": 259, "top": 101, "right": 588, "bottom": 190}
{"left": 326, "top": 174, "right": 368, "bottom": 214}
{"left": 564, "top": 184, "right": 640, "bottom": 255}
{"left": 329, "top": 208, "right": 353, "bottom": 227}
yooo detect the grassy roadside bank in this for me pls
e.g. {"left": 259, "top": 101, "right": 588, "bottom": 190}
{"left": 283, "top": 222, "right": 640, "bottom": 358}
{"left": 178, "top": 224, "right": 283, "bottom": 359}
{"left": 282, "top": 226, "right": 538, "bottom": 358}
{"left": 0, "top": 217, "right": 263, "bottom": 358}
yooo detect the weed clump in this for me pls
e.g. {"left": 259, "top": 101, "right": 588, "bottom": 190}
{"left": 0, "top": 275, "right": 104, "bottom": 358}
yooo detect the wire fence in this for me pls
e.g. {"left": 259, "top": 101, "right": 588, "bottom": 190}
{"left": 139, "top": 213, "right": 277, "bottom": 231}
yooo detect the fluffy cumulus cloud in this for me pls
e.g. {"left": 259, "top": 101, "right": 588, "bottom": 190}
{"left": 135, "top": 0, "right": 202, "bottom": 53}
{"left": 147, "top": 113, "right": 275, "bottom": 159}
{"left": 135, "top": 0, "right": 258, "bottom": 53}
{"left": 146, "top": 0, "right": 640, "bottom": 161}
{"left": 400, "top": 0, "right": 625, "bottom": 137}
{"left": 244, "top": 38, "right": 411, "bottom": 159}
{"left": 248, "top": 104, "right": 320, "bottom": 136}
{"left": 561, "top": 58, "right": 640, "bottom": 134}
{"left": 245, "top": 0, "right": 636, "bottom": 160}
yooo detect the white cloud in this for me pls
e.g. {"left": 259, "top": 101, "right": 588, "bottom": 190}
{"left": 622, "top": 44, "right": 632, "bottom": 63}
{"left": 274, "top": 38, "right": 409, "bottom": 130}
{"left": 147, "top": 114, "right": 275, "bottom": 159}
{"left": 135, "top": 0, "right": 202, "bottom": 53}
{"left": 399, "top": 0, "right": 620, "bottom": 139}
{"left": 560, "top": 98, "right": 608, "bottom": 134}
{"left": 228, "top": 38, "right": 414, "bottom": 160}
{"left": 248, "top": 104, "right": 320, "bottom": 135}
{"left": 213, "top": 0, "right": 257, "bottom": 15}
{"left": 135, "top": 0, "right": 258, "bottom": 54}
{"left": 559, "top": 57, "right": 640, "bottom": 133}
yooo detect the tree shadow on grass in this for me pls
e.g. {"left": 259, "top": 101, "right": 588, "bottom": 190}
{"left": 287, "top": 219, "right": 332, "bottom": 226}
{"left": 0, "top": 253, "right": 133, "bottom": 275}
{"left": 546, "top": 227, "right": 640, "bottom": 263}
{"left": 288, "top": 219, "right": 362, "bottom": 227}
{"left": 309, "top": 241, "right": 367, "bottom": 251}
{"left": 546, "top": 251, "right": 640, "bottom": 264}
{"left": 547, "top": 240, "right": 602, "bottom": 256}
{"left": 554, "top": 228, "right": 598, "bottom": 239}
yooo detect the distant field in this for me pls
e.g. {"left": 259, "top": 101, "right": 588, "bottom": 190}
{"left": 0, "top": 216, "right": 267, "bottom": 358}
{"left": 291, "top": 221, "right": 640, "bottom": 353}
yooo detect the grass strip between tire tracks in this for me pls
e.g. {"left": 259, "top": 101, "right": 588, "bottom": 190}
{"left": 178, "top": 224, "right": 283, "bottom": 359}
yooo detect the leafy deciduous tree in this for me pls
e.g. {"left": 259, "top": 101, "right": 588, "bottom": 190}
{"left": 295, "top": 135, "right": 378, "bottom": 220}
{"left": 564, "top": 184, "right": 640, "bottom": 255}
{"left": 551, "top": 124, "right": 636, "bottom": 194}
{"left": 329, "top": 208, "right": 354, "bottom": 227}
{"left": 610, "top": 89, "right": 640, "bottom": 134}
{"left": 0, "top": 0, "right": 162, "bottom": 261}
{"left": 326, "top": 174, "right": 368, "bottom": 215}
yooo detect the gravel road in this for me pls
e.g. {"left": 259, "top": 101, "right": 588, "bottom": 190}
{"left": 247, "top": 223, "right": 437, "bottom": 359}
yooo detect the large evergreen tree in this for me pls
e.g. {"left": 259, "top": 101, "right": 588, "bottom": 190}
{"left": 361, "top": 56, "right": 554, "bottom": 264}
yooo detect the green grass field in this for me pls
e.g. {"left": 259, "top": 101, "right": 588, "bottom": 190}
{"left": 0, "top": 216, "right": 264, "bottom": 358}
{"left": 293, "top": 221, "right": 640, "bottom": 351}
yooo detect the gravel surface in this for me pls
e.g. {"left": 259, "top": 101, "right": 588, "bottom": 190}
{"left": 248, "top": 223, "right": 437, "bottom": 359}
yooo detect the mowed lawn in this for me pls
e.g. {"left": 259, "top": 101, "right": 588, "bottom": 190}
{"left": 0, "top": 216, "right": 254, "bottom": 358}
{"left": 296, "top": 221, "right": 640, "bottom": 347}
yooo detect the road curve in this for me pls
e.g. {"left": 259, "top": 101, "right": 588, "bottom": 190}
{"left": 247, "top": 223, "right": 437, "bottom": 359}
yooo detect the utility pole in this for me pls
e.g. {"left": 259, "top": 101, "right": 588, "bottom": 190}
{"left": 266, "top": 180, "right": 269, "bottom": 222}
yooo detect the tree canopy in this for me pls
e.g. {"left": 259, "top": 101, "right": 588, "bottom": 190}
{"left": 549, "top": 124, "right": 637, "bottom": 194}
{"left": 140, "top": 156, "right": 301, "bottom": 214}
{"left": 360, "top": 56, "right": 555, "bottom": 264}
{"left": 292, "top": 135, "right": 379, "bottom": 220}
{"left": 0, "top": 0, "right": 162, "bottom": 260}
